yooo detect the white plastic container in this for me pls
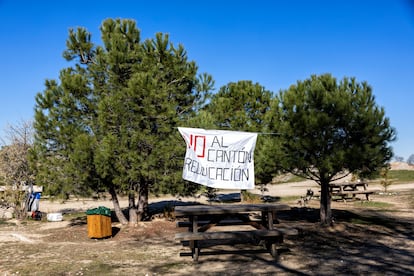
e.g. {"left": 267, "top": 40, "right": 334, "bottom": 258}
{"left": 47, "top": 212, "right": 63, "bottom": 222}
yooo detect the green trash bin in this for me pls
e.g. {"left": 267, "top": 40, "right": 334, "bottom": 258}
{"left": 86, "top": 206, "right": 112, "bottom": 238}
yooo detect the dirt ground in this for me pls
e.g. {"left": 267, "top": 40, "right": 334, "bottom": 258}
{"left": 1, "top": 181, "right": 413, "bottom": 276}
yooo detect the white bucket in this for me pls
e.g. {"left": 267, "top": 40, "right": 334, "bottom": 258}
{"left": 47, "top": 213, "right": 63, "bottom": 222}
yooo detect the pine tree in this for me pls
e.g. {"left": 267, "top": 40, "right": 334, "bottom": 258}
{"left": 267, "top": 74, "right": 395, "bottom": 225}
{"left": 205, "top": 80, "right": 275, "bottom": 185}
{"left": 32, "top": 19, "right": 213, "bottom": 224}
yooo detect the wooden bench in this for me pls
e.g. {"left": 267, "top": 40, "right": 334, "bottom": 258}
{"left": 333, "top": 190, "right": 374, "bottom": 201}
{"left": 175, "top": 227, "right": 298, "bottom": 261}
{"left": 174, "top": 204, "right": 298, "bottom": 261}
{"left": 176, "top": 218, "right": 261, "bottom": 228}
{"left": 175, "top": 227, "right": 299, "bottom": 241}
{"left": 327, "top": 182, "right": 375, "bottom": 201}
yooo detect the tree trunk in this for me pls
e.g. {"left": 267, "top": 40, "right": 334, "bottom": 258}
{"left": 128, "top": 192, "right": 138, "bottom": 226}
{"left": 109, "top": 186, "right": 128, "bottom": 225}
{"left": 137, "top": 183, "right": 149, "bottom": 221}
{"left": 319, "top": 180, "right": 332, "bottom": 225}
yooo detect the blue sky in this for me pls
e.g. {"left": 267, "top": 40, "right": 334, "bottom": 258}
{"left": 1, "top": 0, "right": 413, "bottom": 159}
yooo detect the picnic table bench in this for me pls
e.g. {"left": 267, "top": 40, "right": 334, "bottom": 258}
{"left": 329, "top": 182, "right": 373, "bottom": 201}
{"left": 174, "top": 203, "right": 298, "bottom": 261}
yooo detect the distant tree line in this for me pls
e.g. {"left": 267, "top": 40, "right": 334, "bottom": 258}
{"left": 0, "top": 18, "right": 396, "bottom": 225}
{"left": 408, "top": 155, "right": 414, "bottom": 165}
{"left": 394, "top": 155, "right": 414, "bottom": 165}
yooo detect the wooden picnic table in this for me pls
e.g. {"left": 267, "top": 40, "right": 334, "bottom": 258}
{"left": 329, "top": 182, "right": 373, "bottom": 200}
{"left": 174, "top": 203, "right": 298, "bottom": 261}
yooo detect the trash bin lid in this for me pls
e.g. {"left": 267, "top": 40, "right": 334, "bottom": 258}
{"left": 85, "top": 206, "right": 111, "bottom": 217}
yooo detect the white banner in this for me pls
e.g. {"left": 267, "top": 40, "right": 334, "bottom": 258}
{"left": 178, "top": 127, "right": 258, "bottom": 189}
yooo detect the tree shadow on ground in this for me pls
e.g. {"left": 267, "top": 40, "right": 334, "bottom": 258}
{"left": 277, "top": 207, "right": 414, "bottom": 275}
{"left": 68, "top": 215, "right": 87, "bottom": 226}
{"left": 148, "top": 199, "right": 201, "bottom": 218}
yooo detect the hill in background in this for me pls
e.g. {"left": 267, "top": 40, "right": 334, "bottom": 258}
{"left": 390, "top": 162, "right": 414, "bottom": 170}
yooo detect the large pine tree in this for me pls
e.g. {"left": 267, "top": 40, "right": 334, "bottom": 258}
{"left": 32, "top": 19, "right": 213, "bottom": 224}
{"left": 205, "top": 80, "right": 275, "bottom": 185}
{"left": 267, "top": 74, "right": 395, "bottom": 225}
